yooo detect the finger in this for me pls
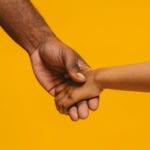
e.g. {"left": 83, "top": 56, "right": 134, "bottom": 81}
{"left": 77, "top": 100, "right": 89, "bottom": 119}
{"left": 56, "top": 98, "right": 70, "bottom": 115}
{"left": 78, "top": 58, "right": 91, "bottom": 71}
{"left": 64, "top": 52, "right": 86, "bottom": 83}
{"left": 54, "top": 99, "right": 65, "bottom": 115}
{"left": 68, "top": 106, "right": 79, "bottom": 121}
{"left": 68, "top": 67, "right": 86, "bottom": 83}
{"left": 48, "top": 78, "right": 66, "bottom": 96}
{"left": 49, "top": 88, "right": 55, "bottom": 96}
{"left": 55, "top": 82, "right": 68, "bottom": 95}
{"left": 55, "top": 103, "right": 64, "bottom": 115}
{"left": 56, "top": 94, "right": 77, "bottom": 111}
{"left": 55, "top": 92, "right": 70, "bottom": 115}
{"left": 88, "top": 96, "right": 99, "bottom": 111}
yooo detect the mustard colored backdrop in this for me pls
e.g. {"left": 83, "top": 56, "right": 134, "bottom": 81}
{"left": 0, "top": 0, "right": 150, "bottom": 150}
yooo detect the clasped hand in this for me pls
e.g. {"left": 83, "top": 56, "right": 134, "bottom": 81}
{"left": 30, "top": 38, "right": 99, "bottom": 121}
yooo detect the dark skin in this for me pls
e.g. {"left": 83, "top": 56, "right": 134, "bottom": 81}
{"left": 0, "top": 0, "right": 99, "bottom": 121}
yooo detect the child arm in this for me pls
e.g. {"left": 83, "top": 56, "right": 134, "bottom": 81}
{"left": 96, "top": 62, "right": 150, "bottom": 92}
{"left": 55, "top": 62, "right": 150, "bottom": 113}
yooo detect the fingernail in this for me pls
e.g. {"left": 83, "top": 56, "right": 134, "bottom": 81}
{"left": 76, "top": 73, "right": 85, "bottom": 81}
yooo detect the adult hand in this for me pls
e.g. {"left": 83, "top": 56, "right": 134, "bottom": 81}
{"left": 0, "top": 0, "right": 98, "bottom": 121}
{"left": 30, "top": 38, "right": 99, "bottom": 121}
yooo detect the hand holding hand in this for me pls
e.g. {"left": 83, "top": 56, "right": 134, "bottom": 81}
{"left": 30, "top": 38, "right": 99, "bottom": 121}
{"left": 55, "top": 70, "right": 103, "bottom": 114}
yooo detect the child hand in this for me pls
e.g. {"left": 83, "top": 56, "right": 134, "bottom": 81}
{"left": 55, "top": 70, "right": 103, "bottom": 114}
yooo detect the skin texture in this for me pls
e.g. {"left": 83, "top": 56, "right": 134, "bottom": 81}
{"left": 31, "top": 38, "right": 99, "bottom": 120}
{"left": 55, "top": 62, "right": 150, "bottom": 113}
{"left": 0, "top": 0, "right": 99, "bottom": 121}
{"left": 55, "top": 70, "right": 102, "bottom": 114}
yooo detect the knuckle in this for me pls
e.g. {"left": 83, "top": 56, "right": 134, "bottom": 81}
{"left": 68, "top": 64, "right": 80, "bottom": 73}
{"left": 57, "top": 101, "right": 62, "bottom": 108}
{"left": 56, "top": 100, "right": 62, "bottom": 108}
{"left": 62, "top": 102, "right": 68, "bottom": 109}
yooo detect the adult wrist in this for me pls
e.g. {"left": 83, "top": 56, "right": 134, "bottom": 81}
{"left": 26, "top": 27, "right": 57, "bottom": 56}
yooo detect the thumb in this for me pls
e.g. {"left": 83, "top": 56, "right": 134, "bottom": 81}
{"left": 68, "top": 64, "right": 86, "bottom": 83}
{"left": 65, "top": 55, "right": 86, "bottom": 83}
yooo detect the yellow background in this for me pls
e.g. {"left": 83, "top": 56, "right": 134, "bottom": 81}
{"left": 0, "top": 0, "right": 150, "bottom": 149}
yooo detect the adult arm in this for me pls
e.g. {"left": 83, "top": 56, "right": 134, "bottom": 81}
{"left": 0, "top": 0, "right": 54, "bottom": 55}
{"left": 0, "top": 0, "right": 99, "bottom": 120}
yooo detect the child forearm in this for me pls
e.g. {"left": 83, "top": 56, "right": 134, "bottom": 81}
{"left": 95, "top": 62, "right": 150, "bottom": 92}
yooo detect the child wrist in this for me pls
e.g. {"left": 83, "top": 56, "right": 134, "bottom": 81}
{"left": 93, "top": 69, "right": 104, "bottom": 91}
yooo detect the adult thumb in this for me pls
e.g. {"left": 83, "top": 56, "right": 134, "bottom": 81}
{"left": 65, "top": 56, "right": 86, "bottom": 83}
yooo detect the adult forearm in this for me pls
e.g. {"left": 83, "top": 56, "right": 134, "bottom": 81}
{"left": 0, "top": 0, "right": 55, "bottom": 55}
{"left": 95, "top": 62, "right": 150, "bottom": 92}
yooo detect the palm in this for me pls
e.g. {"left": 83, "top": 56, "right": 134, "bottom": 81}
{"left": 30, "top": 39, "right": 81, "bottom": 96}
{"left": 31, "top": 49, "right": 64, "bottom": 96}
